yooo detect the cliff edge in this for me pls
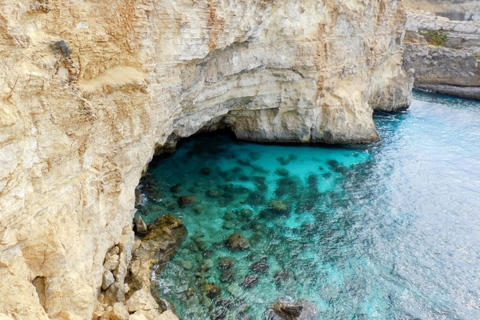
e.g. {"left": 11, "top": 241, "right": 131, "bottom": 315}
{"left": 0, "top": 0, "right": 411, "bottom": 319}
{"left": 403, "top": 10, "right": 480, "bottom": 99}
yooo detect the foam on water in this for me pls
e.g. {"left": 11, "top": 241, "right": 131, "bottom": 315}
{"left": 136, "top": 90, "right": 480, "bottom": 319}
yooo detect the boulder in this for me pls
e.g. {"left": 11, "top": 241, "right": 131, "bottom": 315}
{"left": 218, "top": 257, "right": 235, "bottom": 270}
{"left": 225, "top": 233, "right": 251, "bottom": 251}
{"left": 201, "top": 282, "right": 222, "bottom": 299}
{"left": 102, "top": 270, "right": 115, "bottom": 290}
{"left": 177, "top": 195, "right": 197, "bottom": 207}
{"left": 269, "top": 199, "right": 291, "bottom": 214}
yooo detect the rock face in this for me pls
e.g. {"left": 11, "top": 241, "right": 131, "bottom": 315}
{"left": 126, "top": 215, "right": 187, "bottom": 319}
{"left": 0, "top": 0, "right": 411, "bottom": 318}
{"left": 403, "top": 10, "right": 480, "bottom": 99}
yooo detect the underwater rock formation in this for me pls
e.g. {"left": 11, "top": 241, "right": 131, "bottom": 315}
{"left": 0, "top": 0, "right": 411, "bottom": 318}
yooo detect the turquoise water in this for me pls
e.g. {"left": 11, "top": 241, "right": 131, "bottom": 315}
{"left": 136, "top": 90, "right": 480, "bottom": 320}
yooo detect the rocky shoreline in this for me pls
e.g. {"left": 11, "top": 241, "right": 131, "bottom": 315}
{"left": 403, "top": 10, "right": 480, "bottom": 100}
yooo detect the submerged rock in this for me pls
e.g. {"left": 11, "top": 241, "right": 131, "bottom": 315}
{"left": 223, "top": 221, "right": 235, "bottom": 230}
{"left": 170, "top": 183, "right": 181, "bottom": 192}
{"left": 326, "top": 159, "right": 348, "bottom": 174}
{"left": 241, "top": 275, "right": 259, "bottom": 288}
{"left": 269, "top": 199, "right": 291, "bottom": 214}
{"left": 178, "top": 195, "right": 197, "bottom": 207}
{"left": 223, "top": 212, "right": 234, "bottom": 221}
{"left": 276, "top": 155, "right": 297, "bottom": 166}
{"left": 193, "top": 206, "right": 204, "bottom": 214}
{"left": 275, "top": 168, "right": 290, "bottom": 177}
{"left": 218, "top": 257, "right": 235, "bottom": 270}
{"left": 181, "top": 260, "right": 193, "bottom": 270}
{"left": 240, "top": 208, "right": 253, "bottom": 219}
{"left": 165, "top": 201, "right": 177, "bottom": 211}
{"left": 220, "top": 270, "right": 235, "bottom": 283}
{"left": 212, "top": 307, "right": 227, "bottom": 320}
{"left": 249, "top": 152, "right": 261, "bottom": 160}
{"left": 275, "top": 177, "right": 298, "bottom": 197}
{"left": 207, "top": 189, "right": 221, "bottom": 197}
{"left": 201, "top": 282, "right": 222, "bottom": 299}
{"left": 225, "top": 233, "right": 251, "bottom": 251}
{"left": 273, "top": 271, "right": 290, "bottom": 284}
{"left": 246, "top": 190, "right": 267, "bottom": 206}
{"left": 249, "top": 258, "right": 269, "bottom": 273}
{"left": 201, "top": 167, "right": 212, "bottom": 175}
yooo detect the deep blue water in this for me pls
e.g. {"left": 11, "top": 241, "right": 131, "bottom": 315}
{"left": 136, "top": 90, "right": 480, "bottom": 320}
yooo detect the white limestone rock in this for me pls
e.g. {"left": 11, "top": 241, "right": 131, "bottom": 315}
{"left": 0, "top": 0, "right": 412, "bottom": 318}
{"left": 102, "top": 271, "right": 115, "bottom": 290}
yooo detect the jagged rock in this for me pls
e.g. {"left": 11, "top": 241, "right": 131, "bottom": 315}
{"left": 128, "top": 215, "right": 187, "bottom": 310}
{"left": 112, "top": 302, "right": 130, "bottom": 320}
{"left": 104, "top": 255, "right": 120, "bottom": 271}
{"left": 272, "top": 301, "right": 303, "bottom": 320}
{"left": 125, "top": 289, "right": 157, "bottom": 313}
{"left": 102, "top": 271, "right": 115, "bottom": 290}
{"left": 225, "top": 233, "right": 251, "bottom": 251}
{"left": 133, "top": 216, "right": 148, "bottom": 236}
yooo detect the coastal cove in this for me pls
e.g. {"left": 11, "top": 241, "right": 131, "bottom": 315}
{"left": 136, "top": 91, "right": 480, "bottom": 320}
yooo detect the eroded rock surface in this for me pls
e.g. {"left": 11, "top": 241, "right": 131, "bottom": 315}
{"left": 0, "top": 0, "right": 411, "bottom": 318}
{"left": 125, "top": 215, "right": 187, "bottom": 320}
{"left": 403, "top": 10, "right": 480, "bottom": 99}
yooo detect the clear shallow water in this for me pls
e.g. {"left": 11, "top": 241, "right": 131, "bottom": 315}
{"left": 136, "top": 90, "right": 480, "bottom": 320}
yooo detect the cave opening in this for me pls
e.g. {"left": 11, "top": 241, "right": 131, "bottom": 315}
{"left": 131, "top": 125, "right": 374, "bottom": 319}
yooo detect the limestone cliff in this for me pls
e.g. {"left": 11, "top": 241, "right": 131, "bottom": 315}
{"left": 0, "top": 0, "right": 411, "bottom": 319}
{"left": 403, "top": 10, "right": 480, "bottom": 99}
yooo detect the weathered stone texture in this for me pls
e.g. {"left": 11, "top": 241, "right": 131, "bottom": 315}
{"left": 0, "top": 0, "right": 410, "bottom": 318}
{"left": 403, "top": 10, "right": 480, "bottom": 99}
